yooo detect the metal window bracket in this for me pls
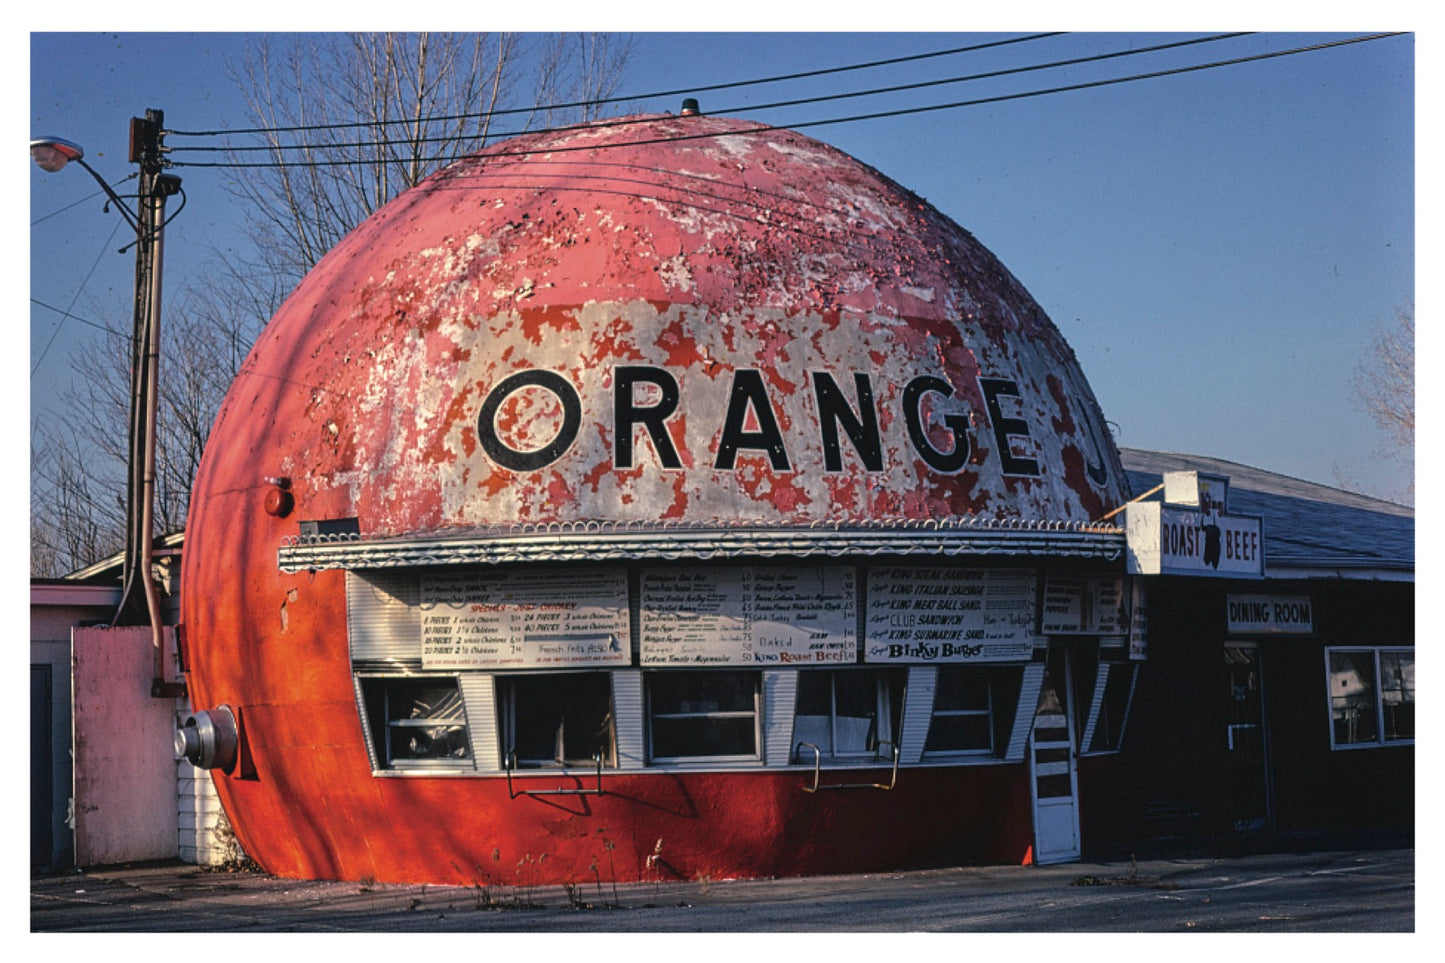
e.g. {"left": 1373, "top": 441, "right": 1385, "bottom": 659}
{"left": 504, "top": 750, "right": 606, "bottom": 799}
{"left": 798, "top": 741, "right": 900, "bottom": 793}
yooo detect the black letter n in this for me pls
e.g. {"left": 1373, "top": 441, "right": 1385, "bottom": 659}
{"left": 812, "top": 371, "right": 883, "bottom": 472}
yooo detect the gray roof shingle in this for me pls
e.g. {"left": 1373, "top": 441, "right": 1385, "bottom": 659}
{"left": 1118, "top": 448, "right": 1413, "bottom": 579}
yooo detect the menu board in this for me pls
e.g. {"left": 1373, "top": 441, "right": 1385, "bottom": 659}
{"left": 418, "top": 567, "right": 630, "bottom": 669}
{"left": 1041, "top": 573, "right": 1126, "bottom": 635}
{"left": 640, "top": 566, "right": 857, "bottom": 665}
{"left": 865, "top": 566, "right": 1036, "bottom": 663}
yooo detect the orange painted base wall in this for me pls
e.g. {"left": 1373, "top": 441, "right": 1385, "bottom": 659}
{"left": 213, "top": 730, "right": 1034, "bottom": 886}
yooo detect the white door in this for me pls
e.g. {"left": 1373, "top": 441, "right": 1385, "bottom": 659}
{"left": 1030, "top": 646, "right": 1080, "bottom": 864}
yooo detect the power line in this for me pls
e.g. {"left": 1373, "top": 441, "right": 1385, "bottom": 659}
{"left": 31, "top": 217, "right": 129, "bottom": 377}
{"left": 165, "top": 32, "right": 1065, "bottom": 139}
{"left": 169, "top": 32, "right": 1405, "bottom": 172}
{"left": 780, "top": 32, "right": 1407, "bottom": 135}
{"left": 30, "top": 172, "right": 141, "bottom": 229}
{"left": 30, "top": 299, "right": 131, "bottom": 340}
{"left": 696, "top": 32, "right": 1254, "bottom": 125}
{"left": 31, "top": 189, "right": 115, "bottom": 227}
{"left": 175, "top": 32, "right": 1248, "bottom": 159}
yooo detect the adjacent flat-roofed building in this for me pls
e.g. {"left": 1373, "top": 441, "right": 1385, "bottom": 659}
{"left": 1078, "top": 448, "right": 1413, "bottom": 855}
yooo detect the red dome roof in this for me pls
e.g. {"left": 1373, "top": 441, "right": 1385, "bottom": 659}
{"left": 194, "top": 111, "right": 1125, "bottom": 540}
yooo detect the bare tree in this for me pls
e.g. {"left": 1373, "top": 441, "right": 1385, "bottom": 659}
{"left": 1335, "top": 300, "right": 1414, "bottom": 506}
{"left": 32, "top": 32, "right": 633, "bottom": 576}
{"left": 532, "top": 33, "right": 638, "bottom": 126}
{"left": 223, "top": 32, "right": 632, "bottom": 289}
{"left": 30, "top": 270, "right": 267, "bottom": 578}
{"left": 154, "top": 268, "right": 274, "bottom": 533}
{"left": 31, "top": 421, "right": 123, "bottom": 577}
{"left": 1353, "top": 301, "right": 1414, "bottom": 453}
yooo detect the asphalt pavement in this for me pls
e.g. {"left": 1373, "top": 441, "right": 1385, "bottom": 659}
{"left": 31, "top": 846, "right": 1414, "bottom": 933}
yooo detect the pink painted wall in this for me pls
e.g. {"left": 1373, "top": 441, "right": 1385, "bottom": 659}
{"left": 72, "top": 626, "right": 179, "bottom": 866}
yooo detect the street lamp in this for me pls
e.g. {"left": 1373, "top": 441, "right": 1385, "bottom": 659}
{"left": 31, "top": 110, "right": 184, "bottom": 698}
{"left": 29, "top": 136, "right": 140, "bottom": 233}
{"left": 30, "top": 136, "right": 84, "bottom": 171}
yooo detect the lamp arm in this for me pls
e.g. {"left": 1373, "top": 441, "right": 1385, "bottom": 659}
{"left": 72, "top": 156, "right": 141, "bottom": 233}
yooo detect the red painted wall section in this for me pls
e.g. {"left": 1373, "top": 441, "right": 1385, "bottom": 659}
{"left": 181, "top": 112, "right": 1122, "bottom": 885}
{"left": 214, "top": 763, "right": 1034, "bottom": 887}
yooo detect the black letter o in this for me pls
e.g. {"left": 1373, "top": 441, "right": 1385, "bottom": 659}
{"left": 476, "top": 370, "right": 582, "bottom": 471}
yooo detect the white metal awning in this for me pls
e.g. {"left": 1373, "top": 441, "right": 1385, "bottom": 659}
{"left": 277, "top": 518, "right": 1127, "bottom": 573}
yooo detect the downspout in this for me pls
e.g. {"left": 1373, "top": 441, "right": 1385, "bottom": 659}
{"left": 140, "top": 184, "right": 165, "bottom": 677}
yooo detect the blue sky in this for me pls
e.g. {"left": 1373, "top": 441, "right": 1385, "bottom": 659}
{"left": 24, "top": 21, "right": 1417, "bottom": 506}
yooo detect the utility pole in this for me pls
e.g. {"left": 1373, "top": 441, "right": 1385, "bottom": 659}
{"left": 112, "top": 109, "right": 184, "bottom": 696}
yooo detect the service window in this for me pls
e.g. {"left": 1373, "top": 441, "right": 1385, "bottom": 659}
{"left": 647, "top": 671, "right": 760, "bottom": 763}
{"left": 500, "top": 672, "right": 615, "bottom": 768}
{"left": 924, "top": 666, "right": 1022, "bottom": 757}
{"left": 1067, "top": 640, "right": 1137, "bottom": 756}
{"left": 793, "top": 669, "right": 904, "bottom": 761}
{"left": 1327, "top": 647, "right": 1415, "bottom": 748}
{"left": 359, "top": 675, "right": 472, "bottom": 770}
{"left": 1086, "top": 663, "right": 1138, "bottom": 753}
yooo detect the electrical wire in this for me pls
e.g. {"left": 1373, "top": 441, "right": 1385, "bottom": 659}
{"left": 31, "top": 216, "right": 127, "bottom": 377}
{"left": 165, "top": 32, "right": 1066, "bottom": 139}
{"left": 31, "top": 189, "right": 116, "bottom": 227}
{"left": 117, "top": 186, "right": 189, "bottom": 256}
{"left": 166, "top": 32, "right": 1405, "bottom": 171}
{"left": 686, "top": 32, "right": 1254, "bottom": 127}
{"left": 30, "top": 172, "right": 141, "bottom": 229}
{"left": 175, "top": 32, "right": 1249, "bottom": 159}
{"left": 30, "top": 299, "right": 131, "bottom": 340}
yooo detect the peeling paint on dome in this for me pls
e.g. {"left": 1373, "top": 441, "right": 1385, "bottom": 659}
{"left": 194, "top": 112, "right": 1126, "bottom": 542}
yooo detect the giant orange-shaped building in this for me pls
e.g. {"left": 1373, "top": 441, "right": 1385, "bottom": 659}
{"left": 179, "top": 109, "right": 1138, "bottom": 885}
